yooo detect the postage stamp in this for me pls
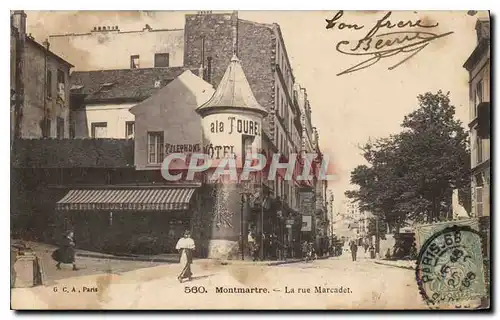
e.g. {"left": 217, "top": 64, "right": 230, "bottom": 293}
{"left": 416, "top": 225, "right": 487, "bottom": 309}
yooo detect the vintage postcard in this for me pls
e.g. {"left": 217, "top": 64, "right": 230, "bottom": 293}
{"left": 10, "top": 10, "right": 491, "bottom": 310}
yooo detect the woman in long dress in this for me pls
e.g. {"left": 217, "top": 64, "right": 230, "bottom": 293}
{"left": 52, "top": 230, "right": 77, "bottom": 271}
{"left": 176, "top": 230, "right": 195, "bottom": 283}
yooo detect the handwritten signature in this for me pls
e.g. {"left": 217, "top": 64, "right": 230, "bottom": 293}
{"left": 325, "top": 11, "right": 454, "bottom": 76}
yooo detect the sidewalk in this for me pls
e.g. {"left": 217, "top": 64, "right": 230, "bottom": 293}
{"left": 23, "top": 241, "right": 180, "bottom": 263}
{"left": 372, "top": 259, "right": 416, "bottom": 270}
{"left": 19, "top": 240, "right": 331, "bottom": 266}
{"left": 206, "top": 255, "right": 331, "bottom": 267}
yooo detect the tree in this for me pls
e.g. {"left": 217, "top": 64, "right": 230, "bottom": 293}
{"left": 346, "top": 91, "right": 471, "bottom": 226}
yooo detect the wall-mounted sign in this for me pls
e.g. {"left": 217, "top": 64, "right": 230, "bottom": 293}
{"left": 210, "top": 116, "right": 260, "bottom": 136}
{"left": 165, "top": 143, "right": 202, "bottom": 154}
{"left": 301, "top": 215, "right": 312, "bottom": 232}
{"left": 203, "top": 144, "right": 236, "bottom": 160}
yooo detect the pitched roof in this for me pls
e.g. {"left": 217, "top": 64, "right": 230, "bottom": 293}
{"left": 12, "top": 139, "right": 134, "bottom": 168}
{"left": 196, "top": 55, "right": 268, "bottom": 116}
{"left": 26, "top": 37, "right": 75, "bottom": 68}
{"left": 70, "top": 67, "right": 198, "bottom": 103}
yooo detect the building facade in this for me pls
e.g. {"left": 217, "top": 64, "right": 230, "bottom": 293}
{"left": 464, "top": 18, "right": 491, "bottom": 220}
{"left": 45, "top": 10, "right": 327, "bottom": 258}
{"left": 49, "top": 25, "right": 184, "bottom": 71}
{"left": 463, "top": 17, "right": 491, "bottom": 278}
{"left": 69, "top": 67, "right": 192, "bottom": 138}
{"left": 11, "top": 11, "right": 73, "bottom": 140}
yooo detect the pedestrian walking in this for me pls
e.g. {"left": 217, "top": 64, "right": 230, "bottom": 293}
{"left": 247, "top": 230, "right": 259, "bottom": 261}
{"left": 52, "top": 230, "right": 77, "bottom": 271}
{"left": 302, "top": 241, "right": 309, "bottom": 261}
{"left": 350, "top": 240, "right": 358, "bottom": 262}
{"left": 175, "top": 230, "right": 196, "bottom": 283}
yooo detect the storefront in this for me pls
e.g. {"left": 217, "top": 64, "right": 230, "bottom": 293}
{"left": 55, "top": 186, "right": 199, "bottom": 255}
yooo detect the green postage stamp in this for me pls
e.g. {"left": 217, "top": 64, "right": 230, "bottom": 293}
{"left": 415, "top": 224, "right": 488, "bottom": 309}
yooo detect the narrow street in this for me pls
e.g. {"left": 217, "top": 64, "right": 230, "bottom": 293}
{"left": 12, "top": 255, "right": 427, "bottom": 309}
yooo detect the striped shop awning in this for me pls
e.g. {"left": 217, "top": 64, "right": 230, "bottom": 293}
{"left": 56, "top": 188, "right": 197, "bottom": 211}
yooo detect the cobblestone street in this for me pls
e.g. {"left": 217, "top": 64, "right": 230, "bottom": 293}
{"left": 12, "top": 255, "right": 427, "bottom": 309}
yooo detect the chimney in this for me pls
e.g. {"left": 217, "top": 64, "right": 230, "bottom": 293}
{"left": 11, "top": 10, "right": 27, "bottom": 38}
{"left": 200, "top": 37, "right": 206, "bottom": 80}
{"left": 42, "top": 38, "right": 50, "bottom": 51}
{"left": 206, "top": 56, "right": 212, "bottom": 83}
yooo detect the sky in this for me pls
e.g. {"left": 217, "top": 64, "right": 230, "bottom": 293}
{"left": 25, "top": 10, "right": 489, "bottom": 213}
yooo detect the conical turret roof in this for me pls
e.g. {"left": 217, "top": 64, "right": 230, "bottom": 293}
{"left": 196, "top": 55, "right": 268, "bottom": 117}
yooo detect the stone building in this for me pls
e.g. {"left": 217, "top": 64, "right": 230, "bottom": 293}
{"left": 11, "top": 11, "right": 73, "bottom": 140}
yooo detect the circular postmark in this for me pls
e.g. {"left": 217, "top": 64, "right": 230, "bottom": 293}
{"left": 416, "top": 225, "right": 486, "bottom": 308}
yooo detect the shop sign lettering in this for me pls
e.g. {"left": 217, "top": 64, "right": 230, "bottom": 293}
{"left": 203, "top": 144, "right": 237, "bottom": 160}
{"left": 210, "top": 116, "right": 260, "bottom": 136}
{"left": 165, "top": 143, "right": 201, "bottom": 154}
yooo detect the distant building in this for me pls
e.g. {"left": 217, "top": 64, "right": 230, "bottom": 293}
{"left": 11, "top": 11, "right": 74, "bottom": 139}
{"left": 49, "top": 25, "right": 184, "bottom": 71}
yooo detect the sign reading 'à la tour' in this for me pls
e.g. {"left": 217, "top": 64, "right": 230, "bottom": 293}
{"left": 210, "top": 116, "right": 261, "bottom": 136}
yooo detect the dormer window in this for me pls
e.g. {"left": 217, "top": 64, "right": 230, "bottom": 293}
{"left": 99, "top": 82, "right": 116, "bottom": 92}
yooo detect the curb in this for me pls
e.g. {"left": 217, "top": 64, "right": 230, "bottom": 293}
{"left": 214, "top": 256, "right": 331, "bottom": 267}
{"left": 373, "top": 261, "right": 415, "bottom": 270}
{"left": 76, "top": 253, "right": 178, "bottom": 264}
{"left": 76, "top": 252, "right": 332, "bottom": 266}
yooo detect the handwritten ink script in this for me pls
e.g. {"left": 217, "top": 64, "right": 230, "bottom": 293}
{"left": 326, "top": 11, "right": 454, "bottom": 76}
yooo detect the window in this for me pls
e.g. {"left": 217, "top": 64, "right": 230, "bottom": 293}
{"left": 57, "top": 69, "right": 65, "bottom": 101}
{"left": 476, "top": 136, "right": 483, "bottom": 164}
{"left": 242, "top": 135, "right": 254, "bottom": 163}
{"left": 154, "top": 53, "right": 170, "bottom": 68}
{"left": 148, "top": 131, "right": 164, "bottom": 164}
{"left": 276, "top": 88, "right": 280, "bottom": 116}
{"left": 41, "top": 119, "right": 51, "bottom": 138}
{"left": 91, "top": 122, "right": 108, "bottom": 138}
{"left": 476, "top": 186, "right": 484, "bottom": 217}
{"left": 69, "top": 121, "right": 75, "bottom": 139}
{"left": 46, "top": 70, "right": 52, "bottom": 99}
{"left": 475, "top": 80, "right": 483, "bottom": 117}
{"left": 56, "top": 117, "right": 64, "bottom": 138}
{"left": 130, "top": 55, "right": 140, "bottom": 69}
{"left": 125, "top": 121, "right": 135, "bottom": 138}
